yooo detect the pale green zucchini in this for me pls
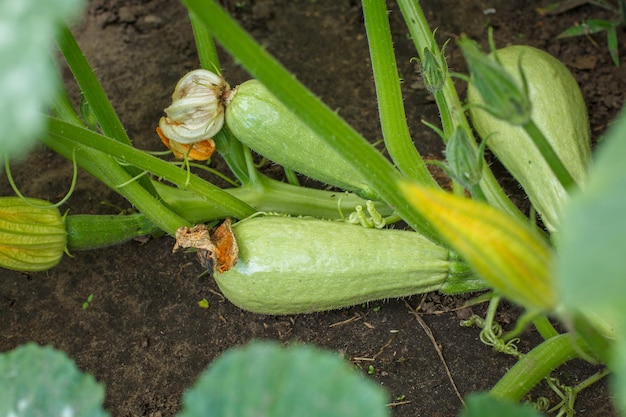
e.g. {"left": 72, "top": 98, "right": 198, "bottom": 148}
{"left": 224, "top": 80, "right": 376, "bottom": 198}
{"left": 468, "top": 45, "right": 591, "bottom": 233}
{"left": 215, "top": 216, "right": 483, "bottom": 314}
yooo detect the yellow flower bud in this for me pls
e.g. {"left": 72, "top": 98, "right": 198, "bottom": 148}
{"left": 400, "top": 182, "right": 556, "bottom": 312}
{"left": 0, "top": 197, "right": 67, "bottom": 271}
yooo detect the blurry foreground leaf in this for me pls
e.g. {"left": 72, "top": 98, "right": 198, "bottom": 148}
{"left": 557, "top": 109, "right": 626, "bottom": 326}
{"left": 460, "top": 392, "right": 543, "bottom": 417}
{"left": 0, "top": 0, "right": 85, "bottom": 160}
{"left": 556, "top": 109, "right": 626, "bottom": 412}
{"left": 179, "top": 341, "right": 389, "bottom": 417}
{"left": 612, "top": 327, "right": 626, "bottom": 413}
{"left": 0, "top": 343, "right": 109, "bottom": 417}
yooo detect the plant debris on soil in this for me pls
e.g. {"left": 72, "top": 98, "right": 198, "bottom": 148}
{"left": 1, "top": 1, "right": 624, "bottom": 416}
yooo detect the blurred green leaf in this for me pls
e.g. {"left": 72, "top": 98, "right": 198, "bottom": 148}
{"left": 556, "top": 108, "right": 626, "bottom": 411}
{"left": 179, "top": 341, "right": 389, "bottom": 417}
{"left": 0, "top": 0, "right": 85, "bottom": 160}
{"left": 460, "top": 392, "right": 544, "bottom": 417}
{"left": 557, "top": 109, "right": 626, "bottom": 315}
{"left": 557, "top": 19, "right": 617, "bottom": 38}
{"left": 607, "top": 25, "right": 620, "bottom": 66}
{"left": 0, "top": 343, "right": 109, "bottom": 417}
{"left": 611, "top": 323, "right": 626, "bottom": 413}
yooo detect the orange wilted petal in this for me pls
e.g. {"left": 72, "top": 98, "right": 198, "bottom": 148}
{"left": 156, "top": 127, "right": 216, "bottom": 161}
{"left": 173, "top": 219, "right": 238, "bottom": 278}
{"left": 399, "top": 181, "right": 556, "bottom": 311}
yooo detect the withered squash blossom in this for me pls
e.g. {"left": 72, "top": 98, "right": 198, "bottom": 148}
{"left": 158, "top": 69, "right": 229, "bottom": 159}
{"left": 156, "top": 126, "right": 215, "bottom": 161}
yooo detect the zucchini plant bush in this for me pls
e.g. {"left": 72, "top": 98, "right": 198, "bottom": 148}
{"left": 2, "top": 0, "right": 626, "bottom": 416}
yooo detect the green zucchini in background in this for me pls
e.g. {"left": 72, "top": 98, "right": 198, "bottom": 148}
{"left": 467, "top": 45, "right": 591, "bottom": 233}
{"left": 224, "top": 79, "right": 377, "bottom": 199}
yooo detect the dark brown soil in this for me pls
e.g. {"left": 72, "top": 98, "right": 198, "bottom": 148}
{"left": 1, "top": 1, "right": 624, "bottom": 416}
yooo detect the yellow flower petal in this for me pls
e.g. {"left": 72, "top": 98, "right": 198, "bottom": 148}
{"left": 399, "top": 181, "right": 555, "bottom": 311}
{"left": 156, "top": 127, "right": 215, "bottom": 161}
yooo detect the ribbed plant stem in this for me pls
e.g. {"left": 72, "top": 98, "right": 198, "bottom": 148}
{"left": 490, "top": 333, "right": 581, "bottom": 401}
{"left": 362, "top": 0, "right": 438, "bottom": 188}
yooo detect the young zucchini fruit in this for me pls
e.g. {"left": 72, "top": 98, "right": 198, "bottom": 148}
{"left": 224, "top": 80, "right": 376, "bottom": 199}
{"left": 467, "top": 45, "right": 591, "bottom": 233}
{"left": 214, "top": 216, "right": 484, "bottom": 314}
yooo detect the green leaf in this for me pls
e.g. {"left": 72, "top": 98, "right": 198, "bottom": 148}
{"left": 460, "top": 392, "right": 544, "bottom": 417}
{"left": 556, "top": 108, "right": 626, "bottom": 412}
{"left": 0, "top": 343, "right": 109, "bottom": 417}
{"left": 557, "top": 19, "right": 615, "bottom": 38}
{"left": 0, "top": 0, "right": 85, "bottom": 159}
{"left": 179, "top": 341, "right": 389, "bottom": 417}
{"left": 606, "top": 26, "right": 620, "bottom": 67}
{"left": 557, "top": 109, "right": 626, "bottom": 320}
{"left": 611, "top": 322, "right": 626, "bottom": 414}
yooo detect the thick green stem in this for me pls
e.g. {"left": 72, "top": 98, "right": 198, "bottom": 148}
{"left": 42, "top": 137, "right": 190, "bottom": 235}
{"left": 490, "top": 333, "right": 581, "bottom": 401}
{"left": 533, "top": 315, "right": 560, "bottom": 340}
{"left": 189, "top": 10, "right": 220, "bottom": 70}
{"left": 522, "top": 119, "right": 577, "bottom": 190}
{"left": 44, "top": 117, "right": 256, "bottom": 221}
{"left": 361, "top": 0, "right": 438, "bottom": 188}
{"left": 64, "top": 178, "right": 396, "bottom": 252}
{"left": 182, "top": 0, "right": 441, "bottom": 243}
{"left": 57, "top": 24, "right": 157, "bottom": 196}
{"left": 49, "top": 85, "right": 191, "bottom": 235}
{"left": 62, "top": 176, "right": 396, "bottom": 251}
{"left": 153, "top": 176, "right": 393, "bottom": 223}
{"left": 396, "top": 0, "right": 526, "bottom": 222}
{"left": 56, "top": 25, "right": 129, "bottom": 145}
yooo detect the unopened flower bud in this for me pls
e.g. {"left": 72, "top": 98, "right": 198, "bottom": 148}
{"left": 159, "top": 69, "right": 229, "bottom": 145}
{"left": 400, "top": 181, "right": 556, "bottom": 312}
{"left": 415, "top": 44, "right": 449, "bottom": 93}
{"left": 445, "top": 127, "right": 484, "bottom": 189}
{"left": 0, "top": 197, "right": 67, "bottom": 271}
{"left": 458, "top": 36, "right": 531, "bottom": 126}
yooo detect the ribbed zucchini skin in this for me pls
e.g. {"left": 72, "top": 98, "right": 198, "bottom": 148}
{"left": 468, "top": 45, "right": 591, "bottom": 233}
{"left": 215, "top": 216, "right": 477, "bottom": 314}
{"left": 225, "top": 80, "right": 375, "bottom": 198}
